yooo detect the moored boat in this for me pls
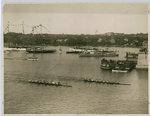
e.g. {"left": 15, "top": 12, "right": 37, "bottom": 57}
{"left": 101, "top": 59, "right": 136, "bottom": 72}
{"left": 66, "top": 51, "right": 83, "bottom": 53}
{"left": 27, "top": 46, "right": 56, "bottom": 53}
{"left": 66, "top": 47, "right": 85, "bottom": 54}
{"left": 125, "top": 52, "right": 138, "bottom": 62}
{"left": 79, "top": 48, "right": 119, "bottom": 57}
{"left": 101, "top": 59, "right": 116, "bottom": 69}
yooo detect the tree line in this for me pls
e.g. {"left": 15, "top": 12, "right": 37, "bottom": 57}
{"left": 4, "top": 32, "right": 148, "bottom": 47}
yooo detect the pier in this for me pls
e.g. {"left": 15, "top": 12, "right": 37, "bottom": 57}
{"left": 136, "top": 52, "right": 148, "bottom": 69}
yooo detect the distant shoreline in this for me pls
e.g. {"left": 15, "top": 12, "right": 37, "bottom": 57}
{"left": 4, "top": 32, "right": 148, "bottom": 48}
{"left": 4, "top": 45, "right": 143, "bottom": 49}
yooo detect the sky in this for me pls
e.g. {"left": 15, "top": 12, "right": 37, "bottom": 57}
{"left": 2, "top": 3, "right": 148, "bottom": 34}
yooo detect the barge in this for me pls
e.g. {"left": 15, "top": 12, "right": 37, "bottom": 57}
{"left": 101, "top": 59, "right": 136, "bottom": 72}
{"left": 101, "top": 59, "right": 116, "bottom": 69}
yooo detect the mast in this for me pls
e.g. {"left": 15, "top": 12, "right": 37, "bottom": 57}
{"left": 22, "top": 21, "right": 24, "bottom": 34}
{"left": 40, "top": 23, "right": 42, "bottom": 34}
{"left": 32, "top": 25, "right": 35, "bottom": 57}
{"left": 40, "top": 24, "right": 44, "bottom": 50}
{"left": 7, "top": 21, "right": 9, "bottom": 33}
{"left": 32, "top": 25, "right": 35, "bottom": 36}
{"left": 7, "top": 21, "right": 10, "bottom": 47}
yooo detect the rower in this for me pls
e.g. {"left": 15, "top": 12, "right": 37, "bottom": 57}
{"left": 95, "top": 79, "right": 98, "bottom": 83}
{"left": 84, "top": 78, "right": 88, "bottom": 82}
{"left": 99, "top": 79, "right": 102, "bottom": 83}
{"left": 58, "top": 82, "right": 61, "bottom": 85}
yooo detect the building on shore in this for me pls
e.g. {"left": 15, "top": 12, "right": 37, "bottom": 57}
{"left": 136, "top": 48, "right": 148, "bottom": 69}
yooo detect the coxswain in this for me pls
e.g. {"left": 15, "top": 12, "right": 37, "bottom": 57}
{"left": 58, "top": 82, "right": 61, "bottom": 85}
{"left": 88, "top": 79, "right": 91, "bottom": 81}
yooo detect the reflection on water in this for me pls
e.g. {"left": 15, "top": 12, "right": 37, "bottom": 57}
{"left": 4, "top": 46, "right": 148, "bottom": 114}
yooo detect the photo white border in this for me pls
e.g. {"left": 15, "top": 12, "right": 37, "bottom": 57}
{"left": 1, "top": 1, "right": 150, "bottom": 116}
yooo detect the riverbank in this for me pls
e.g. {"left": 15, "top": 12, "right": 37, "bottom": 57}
{"left": 4, "top": 45, "right": 144, "bottom": 49}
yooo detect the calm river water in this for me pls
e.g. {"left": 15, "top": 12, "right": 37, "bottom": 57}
{"left": 4, "top": 46, "right": 148, "bottom": 114}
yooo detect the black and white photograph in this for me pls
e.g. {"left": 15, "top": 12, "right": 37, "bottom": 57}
{"left": 3, "top": 2, "right": 148, "bottom": 114}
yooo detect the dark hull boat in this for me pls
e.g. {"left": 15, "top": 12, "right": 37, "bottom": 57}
{"left": 66, "top": 51, "right": 83, "bottom": 54}
{"left": 101, "top": 59, "right": 116, "bottom": 70}
{"left": 101, "top": 59, "right": 136, "bottom": 72}
{"left": 27, "top": 46, "right": 56, "bottom": 53}
{"left": 112, "top": 60, "right": 136, "bottom": 73}
{"left": 27, "top": 49, "right": 56, "bottom": 53}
